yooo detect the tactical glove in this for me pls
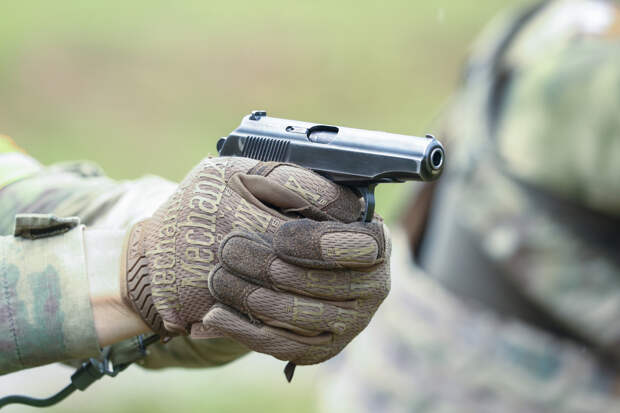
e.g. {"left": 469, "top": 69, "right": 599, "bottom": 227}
{"left": 121, "top": 156, "right": 390, "bottom": 365}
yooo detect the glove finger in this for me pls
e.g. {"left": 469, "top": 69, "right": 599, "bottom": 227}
{"left": 246, "top": 289, "right": 369, "bottom": 336}
{"left": 273, "top": 218, "right": 386, "bottom": 269}
{"left": 238, "top": 162, "right": 362, "bottom": 222}
{"left": 268, "top": 259, "right": 389, "bottom": 300}
{"left": 219, "top": 231, "right": 389, "bottom": 300}
{"left": 203, "top": 303, "right": 332, "bottom": 364}
{"left": 210, "top": 265, "right": 365, "bottom": 335}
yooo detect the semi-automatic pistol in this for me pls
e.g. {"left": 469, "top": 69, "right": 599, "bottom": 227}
{"left": 217, "top": 110, "right": 445, "bottom": 221}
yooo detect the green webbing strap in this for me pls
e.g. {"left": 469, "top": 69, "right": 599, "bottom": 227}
{"left": 485, "top": 0, "right": 550, "bottom": 138}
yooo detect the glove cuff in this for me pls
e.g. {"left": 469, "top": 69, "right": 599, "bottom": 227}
{"left": 121, "top": 220, "right": 169, "bottom": 338}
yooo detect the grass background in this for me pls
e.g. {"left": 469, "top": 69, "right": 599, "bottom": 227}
{"left": 0, "top": 1, "right": 528, "bottom": 411}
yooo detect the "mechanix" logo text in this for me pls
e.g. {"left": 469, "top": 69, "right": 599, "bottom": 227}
{"left": 178, "top": 159, "right": 228, "bottom": 289}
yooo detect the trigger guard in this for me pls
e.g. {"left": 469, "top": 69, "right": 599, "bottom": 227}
{"left": 355, "top": 185, "right": 376, "bottom": 222}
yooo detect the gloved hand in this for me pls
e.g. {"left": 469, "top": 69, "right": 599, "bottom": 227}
{"left": 121, "top": 156, "right": 390, "bottom": 365}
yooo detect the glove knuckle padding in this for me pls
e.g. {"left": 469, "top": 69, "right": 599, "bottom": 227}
{"left": 218, "top": 231, "right": 276, "bottom": 287}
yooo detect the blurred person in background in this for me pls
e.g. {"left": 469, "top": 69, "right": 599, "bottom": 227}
{"left": 0, "top": 142, "right": 391, "bottom": 380}
{"left": 319, "top": 0, "right": 620, "bottom": 411}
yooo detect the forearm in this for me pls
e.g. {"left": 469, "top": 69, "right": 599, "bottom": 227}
{"left": 84, "top": 229, "right": 151, "bottom": 347}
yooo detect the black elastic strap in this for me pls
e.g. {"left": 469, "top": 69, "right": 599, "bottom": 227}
{"left": 0, "top": 362, "right": 99, "bottom": 409}
{"left": 284, "top": 361, "right": 296, "bottom": 382}
{"left": 0, "top": 384, "right": 76, "bottom": 409}
{"left": 0, "top": 334, "right": 159, "bottom": 410}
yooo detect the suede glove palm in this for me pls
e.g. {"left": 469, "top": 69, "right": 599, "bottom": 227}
{"left": 121, "top": 156, "right": 390, "bottom": 365}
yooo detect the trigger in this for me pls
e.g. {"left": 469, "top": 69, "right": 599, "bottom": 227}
{"left": 357, "top": 185, "right": 376, "bottom": 223}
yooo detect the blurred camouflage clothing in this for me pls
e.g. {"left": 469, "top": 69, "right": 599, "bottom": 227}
{"left": 320, "top": 0, "right": 620, "bottom": 411}
{"left": 0, "top": 139, "right": 249, "bottom": 374}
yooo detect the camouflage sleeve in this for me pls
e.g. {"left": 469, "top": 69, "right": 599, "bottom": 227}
{"left": 0, "top": 217, "right": 100, "bottom": 374}
{"left": 0, "top": 138, "right": 249, "bottom": 371}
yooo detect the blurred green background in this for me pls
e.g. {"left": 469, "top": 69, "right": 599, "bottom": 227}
{"left": 0, "top": 0, "right": 528, "bottom": 411}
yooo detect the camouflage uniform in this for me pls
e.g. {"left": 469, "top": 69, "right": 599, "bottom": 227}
{"left": 0, "top": 138, "right": 248, "bottom": 374}
{"left": 319, "top": 0, "right": 620, "bottom": 411}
